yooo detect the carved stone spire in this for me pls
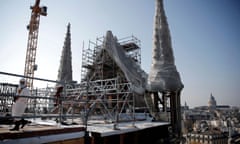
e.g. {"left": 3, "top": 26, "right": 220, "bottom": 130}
{"left": 57, "top": 23, "right": 73, "bottom": 84}
{"left": 147, "top": 0, "right": 183, "bottom": 92}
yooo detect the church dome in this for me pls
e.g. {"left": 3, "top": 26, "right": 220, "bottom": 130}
{"left": 208, "top": 93, "right": 217, "bottom": 109}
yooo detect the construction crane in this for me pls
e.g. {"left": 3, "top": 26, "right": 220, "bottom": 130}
{"left": 24, "top": 0, "right": 47, "bottom": 90}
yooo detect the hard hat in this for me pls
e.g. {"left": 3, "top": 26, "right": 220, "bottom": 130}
{"left": 20, "top": 78, "right": 26, "bottom": 83}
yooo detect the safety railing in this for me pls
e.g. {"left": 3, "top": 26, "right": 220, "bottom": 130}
{"left": 0, "top": 71, "right": 141, "bottom": 129}
{"left": 0, "top": 71, "right": 70, "bottom": 124}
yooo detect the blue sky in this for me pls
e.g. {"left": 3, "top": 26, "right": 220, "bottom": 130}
{"left": 0, "top": 0, "right": 239, "bottom": 107}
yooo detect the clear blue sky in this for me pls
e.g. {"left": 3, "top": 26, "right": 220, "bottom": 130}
{"left": 0, "top": 0, "right": 239, "bottom": 107}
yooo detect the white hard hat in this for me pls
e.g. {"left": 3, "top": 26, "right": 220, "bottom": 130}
{"left": 20, "top": 78, "right": 26, "bottom": 83}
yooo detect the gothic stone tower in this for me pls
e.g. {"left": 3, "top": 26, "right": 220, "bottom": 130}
{"left": 147, "top": 0, "right": 184, "bottom": 141}
{"left": 57, "top": 23, "right": 73, "bottom": 85}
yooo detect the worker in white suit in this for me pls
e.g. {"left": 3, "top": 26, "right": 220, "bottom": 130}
{"left": 10, "top": 78, "right": 30, "bottom": 131}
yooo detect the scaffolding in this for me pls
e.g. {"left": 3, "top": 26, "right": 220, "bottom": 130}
{"left": 0, "top": 83, "right": 17, "bottom": 114}
{"left": 67, "top": 35, "right": 142, "bottom": 124}
{"left": 65, "top": 79, "right": 135, "bottom": 123}
{"left": 81, "top": 35, "right": 141, "bottom": 82}
{"left": 28, "top": 86, "right": 55, "bottom": 113}
{"left": 0, "top": 35, "right": 144, "bottom": 127}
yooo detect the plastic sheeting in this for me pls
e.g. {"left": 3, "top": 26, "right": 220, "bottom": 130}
{"left": 103, "top": 31, "right": 148, "bottom": 95}
{"left": 147, "top": 0, "right": 183, "bottom": 92}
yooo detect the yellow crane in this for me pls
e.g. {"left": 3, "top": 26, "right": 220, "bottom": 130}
{"left": 24, "top": 0, "right": 47, "bottom": 90}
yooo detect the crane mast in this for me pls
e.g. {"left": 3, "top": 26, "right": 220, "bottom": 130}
{"left": 24, "top": 0, "right": 47, "bottom": 90}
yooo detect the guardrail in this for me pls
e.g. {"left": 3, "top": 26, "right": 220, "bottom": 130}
{"left": 0, "top": 71, "right": 70, "bottom": 124}
{"left": 0, "top": 71, "right": 140, "bottom": 127}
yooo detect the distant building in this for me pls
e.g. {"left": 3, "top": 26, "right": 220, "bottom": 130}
{"left": 216, "top": 105, "right": 230, "bottom": 110}
{"left": 183, "top": 94, "right": 240, "bottom": 144}
{"left": 186, "top": 130, "right": 228, "bottom": 144}
{"left": 208, "top": 93, "right": 217, "bottom": 110}
{"left": 183, "top": 110, "right": 212, "bottom": 121}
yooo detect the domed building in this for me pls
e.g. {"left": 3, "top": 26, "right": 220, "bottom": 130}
{"left": 208, "top": 93, "right": 217, "bottom": 110}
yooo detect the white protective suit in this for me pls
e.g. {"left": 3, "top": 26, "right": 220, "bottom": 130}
{"left": 12, "top": 86, "right": 30, "bottom": 120}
